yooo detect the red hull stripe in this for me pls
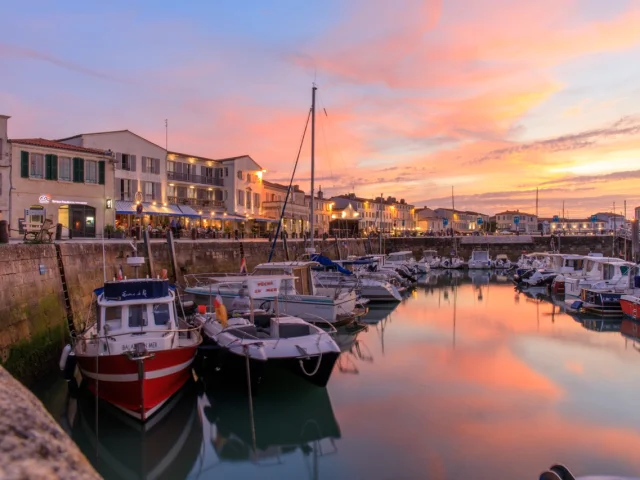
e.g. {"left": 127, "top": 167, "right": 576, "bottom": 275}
{"left": 76, "top": 345, "right": 198, "bottom": 375}
{"left": 84, "top": 366, "right": 192, "bottom": 416}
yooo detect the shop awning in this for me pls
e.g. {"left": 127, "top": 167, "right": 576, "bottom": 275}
{"left": 115, "top": 201, "right": 183, "bottom": 216}
{"left": 177, "top": 205, "right": 201, "bottom": 218}
{"left": 251, "top": 217, "right": 278, "bottom": 223}
{"left": 115, "top": 201, "right": 135, "bottom": 214}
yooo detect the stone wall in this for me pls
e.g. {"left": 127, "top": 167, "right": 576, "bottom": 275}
{"left": 0, "top": 365, "right": 101, "bottom": 479}
{"left": 0, "top": 235, "right": 615, "bottom": 383}
{"left": 0, "top": 244, "right": 66, "bottom": 384}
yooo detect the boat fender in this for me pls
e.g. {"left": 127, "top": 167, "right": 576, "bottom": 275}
{"left": 63, "top": 353, "right": 77, "bottom": 381}
{"left": 215, "top": 303, "right": 228, "bottom": 327}
{"left": 59, "top": 344, "right": 72, "bottom": 371}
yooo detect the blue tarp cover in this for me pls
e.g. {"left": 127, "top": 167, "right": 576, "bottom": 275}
{"left": 311, "top": 254, "right": 352, "bottom": 275}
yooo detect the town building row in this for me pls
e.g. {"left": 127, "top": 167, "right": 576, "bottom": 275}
{"left": 0, "top": 115, "right": 633, "bottom": 239}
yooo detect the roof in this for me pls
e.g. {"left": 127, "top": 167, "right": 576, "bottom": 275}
{"left": 435, "top": 207, "right": 490, "bottom": 216}
{"left": 9, "top": 138, "right": 108, "bottom": 155}
{"left": 168, "top": 150, "right": 220, "bottom": 163}
{"left": 57, "top": 129, "right": 165, "bottom": 150}
{"left": 263, "top": 180, "right": 293, "bottom": 191}
{"left": 495, "top": 210, "right": 536, "bottom": 216}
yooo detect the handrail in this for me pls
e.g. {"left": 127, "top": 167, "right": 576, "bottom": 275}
{"left": 73, "top": 325, "right": 202, "bottom": 342}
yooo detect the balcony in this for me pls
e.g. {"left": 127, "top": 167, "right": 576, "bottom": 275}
{"left": 168, "top": 171, "right": 224, "bottom": 186}
{"left": 167, "top": 196, "right": 226, "bottom": 208}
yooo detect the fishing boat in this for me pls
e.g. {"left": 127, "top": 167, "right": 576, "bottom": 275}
{"left": 185, "top": 261, "right": 363, "bottom": 326}
{"left": 467, "top": 248, "right": 491, "bottom": 269}
{"left": 565, "top": 259, "right": 635, "bottom": 299}
{"left": 420, "top": 249, "right": 442, "bottom": 269}
{"left": 492, "top": 254, "right": 512, "bottom": 269}
{"left": 62, "top": 276, "right": 202, "bottom": 421}
{"left": 192, "top": 275, "right": 341, "bottom": 388}
{"left": 311, "top": 254, "right": 402, "bottom": 302}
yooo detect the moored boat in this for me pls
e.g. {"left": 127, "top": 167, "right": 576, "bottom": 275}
{"left": 63, "top": 277, "right": 202, "bottom": 421}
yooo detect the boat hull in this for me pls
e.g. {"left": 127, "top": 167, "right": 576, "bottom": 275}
{"left": 76, "top": 345, "right": 198, "bottom": 421}
{"left": 199, "top": 343, "right": 339, "bottom": 388}
{"left": 621, "top": 296, "right": 640, "bottom": 320}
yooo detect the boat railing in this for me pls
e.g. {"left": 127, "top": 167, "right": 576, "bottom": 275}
{"left": 72, "top": 324, "right": 203, "bottom": 348}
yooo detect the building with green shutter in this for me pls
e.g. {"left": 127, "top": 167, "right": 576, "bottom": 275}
{"left": 0, "top": 115, "right": 115, "bottom": 237}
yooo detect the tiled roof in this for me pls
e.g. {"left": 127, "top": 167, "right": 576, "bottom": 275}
{"left": 10, "top": 138, "right": 108, "bottom": 155}
{"left": 495, "top": 210, "right": 535, "bottom": 216}
{"left": 57, "top": 129, "right": 165, "bottom": 150}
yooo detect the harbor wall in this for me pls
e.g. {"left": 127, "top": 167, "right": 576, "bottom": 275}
{"left": 0, "top": 365, "right": 101, "bottom": 479}
{"left": 0, "top": 235, "right": 618, "bottom": 383}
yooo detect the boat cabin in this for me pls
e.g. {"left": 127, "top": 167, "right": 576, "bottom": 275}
{"left": 470, "top": 250, "right": 490, "bottom": 262}
{"left": 96, "top": 279, "right": 178, "bottom": 337}
{"left": 387, "top": 251, "right": 414, "bottom": 263}
{"left": 253, "top": 262, "right": 317, "bottom": 296}
{"left": 422, "top": 250, "right": 438, "bottom": 260}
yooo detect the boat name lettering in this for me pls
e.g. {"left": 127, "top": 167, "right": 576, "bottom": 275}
{"left": 121, "top": 289, "right": 148, "bottom": 298}
{"left": 122, "top": 342, "right": 157, "bottom": 351}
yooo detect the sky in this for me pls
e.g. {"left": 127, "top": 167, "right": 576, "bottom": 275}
{"left": 2, "top": 0, "right": 640, "bottom": 217}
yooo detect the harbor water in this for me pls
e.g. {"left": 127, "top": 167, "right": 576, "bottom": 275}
{"left": 36, "top": 270, "right": 640, "bottom": 479}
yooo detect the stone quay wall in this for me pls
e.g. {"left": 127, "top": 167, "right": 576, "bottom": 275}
{"left": 0, "top": 235, "right": 617, "bottom": 384}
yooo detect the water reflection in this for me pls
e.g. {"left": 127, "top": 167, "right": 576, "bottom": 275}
{"left": 199, "top": 374, "right": 340, "bottom": 479}
{"left": 37, "top": 270, "right": 640, "bottom": 479}
{"left": 67, "top": 381, "right": 202, "bottom": 480}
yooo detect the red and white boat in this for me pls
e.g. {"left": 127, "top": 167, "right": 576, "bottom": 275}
{"left": 621, "top": 295, "right": 640, "bottom": 321}
{"left": 62, "top": 277, "right": 202, "bottom": 421}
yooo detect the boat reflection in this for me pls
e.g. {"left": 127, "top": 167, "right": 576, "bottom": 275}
{"left": 67, "top": 380, "right": 202, "bottom": 480}
{"left": 201, "top": 374, "right": 340, "bottom": 476}
{"left": 334, "top": 322, "right": 373, "bottom": 374}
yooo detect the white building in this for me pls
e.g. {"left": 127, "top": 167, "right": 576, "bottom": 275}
{"left": 593, "top": 212, "right": 626, "bottom": 232}
{"left": 494, "top": 210, "right": 538, "bottom": 233}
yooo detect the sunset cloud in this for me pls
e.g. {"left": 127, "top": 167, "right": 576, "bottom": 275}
{"left": 2, "top": 0, "right": 640, "bottom": 216}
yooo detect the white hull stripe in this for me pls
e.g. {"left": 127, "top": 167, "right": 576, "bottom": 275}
{"left": 80, "top": 358, "right": 193, "bottom": 383}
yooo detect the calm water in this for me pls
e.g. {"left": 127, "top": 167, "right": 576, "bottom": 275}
{"left": 37, "top": 270, "right": 640, "bottom": 479}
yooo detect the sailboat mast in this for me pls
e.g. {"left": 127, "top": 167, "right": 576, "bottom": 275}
{"left": 309, "top": 85, "right": 317, "bottom": 251}
{"left": 451, "top": 186, "right": 455, "bottom": 244}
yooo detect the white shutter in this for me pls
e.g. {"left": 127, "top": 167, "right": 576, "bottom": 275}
{"left": 130, "top": 155, "right": 136, "bottom": 172}
{"left": 141, "top": 156, "right": 147, "bottom": 173}
{"left": 115, "top": 152, "right": 122, "bottom": 170}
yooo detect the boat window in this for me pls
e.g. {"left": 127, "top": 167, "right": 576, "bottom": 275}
{"left": 620, "top": 265, "right": 630, "bottom": 276}
{"left": 128, "top": 305, "right": 148, "bottom": 328}
{"left": 153, "top": 304, "right": 171, "bottom": 326}
{"left": 104, "top": 307, "right": 122, "bottom": 330}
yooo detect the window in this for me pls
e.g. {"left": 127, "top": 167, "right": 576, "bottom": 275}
{"left": 142, "top": 157, "right": 158, "bottom": 174}
{"left": 128, "top": 305, "right": 147, "bottom": 328}
{"left": 237, "top": 170, "right": 243, "bottom": 180}
{"left": 224, "top": 167, "right": 228, "bottom": 177}
{"left": 104, "top": 306, "right": 122, "bottom": 330}
{"left": 167, "top": 161, "right": 175, "bottom": 172}
{"left": 204, "top": 167, "right": 213, "bottom": 178}
{"left": 58, "top": 157, "right": 71, "bottom": 181}
{"left": 254, "top": 193, "right": 260, "bottom": 208}
{"left": 30, "top": 153, "right": 44, "bottom": 178}
{"left": 120, "top": 153, "right": 136, "bottom": 171}
{"left": 144, "top": 182, "right": 154, "bottom": 201}
{"left": 246, "top": 190, "right": 252, "bottom": 209}
{"left": 237, "top": 189, "right": 245, "bottom": 206}
{"left": 153, "top": 304, "right": 170, "bottom": 326}
{"left": 85, "top": 160, "right": 97, "bottom": 183}
{"left": 120, "top": 179, "right": 132, "bottom": 201}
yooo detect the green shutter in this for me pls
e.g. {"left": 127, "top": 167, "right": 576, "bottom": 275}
{"left": 98, "top": 161, "right": 105, "bottom": 185}
{"left": 73, "top": 157, "right": 84, "bottom": 183}
{"left": 45, "top": 154, "right": 52, "bottom": 180}
{"left": 51, "top": 155, "right": 58, "bottom": 180}
{"left": 20, "top": 151, "right": 29, "bottom": 178}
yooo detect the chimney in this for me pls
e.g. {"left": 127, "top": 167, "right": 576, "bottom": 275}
{"left": 293, "top": 184, "right": 300, "bottom": 192}
{"left": 318, "top": 185, "right": 323, "bottom": 199}
{"left": 0, "top": 115, "right": 9, "bottom": 164}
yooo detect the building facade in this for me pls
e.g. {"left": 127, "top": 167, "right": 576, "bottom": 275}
{"left": 305, "top": 188, "right": 331, "bottom": 236}
{"left": 262, "top": 182, "right": 309, "bottom": 236}
{"left": 331, "top": 193, "right": 416, "bottom": 235}
{"left": 4, "top": 130, "right": 115, "bottom": 238}
{"left": 494, "top": 210, "right": 538, "bottom": 233}
{"left": 434, "top": 208, "right": 490, "bottom": 234}
{"left": 0, "top": 115, "right": 9, "bottom": 222}
{"left": 414, "top": 207, "right": 444, "bottom": 233}
{"left": 593, "top": 212, "right": 626, "bottom": 232}
{"left": 540, "top": 217, "right": 607, "bottom": 234}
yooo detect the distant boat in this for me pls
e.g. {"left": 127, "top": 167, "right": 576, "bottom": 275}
{"left": 539, "top": 463, "right": 639, "bottom": 479}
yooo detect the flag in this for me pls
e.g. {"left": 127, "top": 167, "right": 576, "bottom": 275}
{"left": 240, "top": 257, "right": 247, "bottom": 274}
{"left": 117, "top": 266, "right": 124, "bottom": 281}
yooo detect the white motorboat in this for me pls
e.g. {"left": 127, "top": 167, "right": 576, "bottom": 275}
{"left": 193, "top": 275, "right": 341, "bottom": 388}
{"left": 564, "top": 258, "right": 634, "bottom": 298}
{"left": 185, "top": 261, "right": 363, "bottom": 327}
{"left": 440, "top": 256, "right": 465, "bottom": 269}
{"left": 492, "top": 254, "right": 511, "bottom": 269}
{"left": 385, "top": 251, "right": 420, "bottom": 274}
{"left": 420, "top": 249, "right": 442, "bottom": 269}
{"left": 467, "top": 249, "right": 491, "bottom": 269}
